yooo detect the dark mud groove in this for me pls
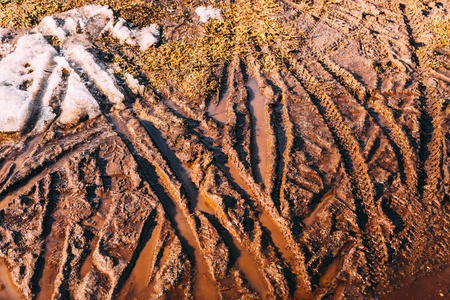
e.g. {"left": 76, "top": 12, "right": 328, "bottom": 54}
{"left": 399, "top": 3, "right": 421, "bottom": 67}
{"left": 30, "top": 173, "right": 59, "bottom": 298}
{"left": 140, "top": 120, "right": 203, "bottom": 212}
{"left": 269, "top": 102, "right": 287, "bottom": 213}
{"left": 417, "top": 85, "right": 443, "bottom": 206}
{"left": 400, "top": 2, "right": 444, "bottom": 208}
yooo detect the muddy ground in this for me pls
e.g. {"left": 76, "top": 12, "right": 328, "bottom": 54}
{"left": 1, "top": 0, "right": 450, "bottom": 299}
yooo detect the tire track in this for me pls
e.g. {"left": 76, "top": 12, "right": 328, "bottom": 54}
{"left": 135, "top": 92, "right": 298, "bottom": 297}
{"left": 286, "top": 59, "right": 389, "bottom": 285}
{"left": 399, "top": 2, "right": 445, "bottom": 206}
{"left": 318, "top": 56, "right": 419, "bottom": 195}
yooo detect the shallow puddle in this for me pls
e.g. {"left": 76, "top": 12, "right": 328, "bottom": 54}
{"left": 304, "top": 188, "right": 336, "bottom": 227}
{"left": 208, "top": 88, "right": 229, "bottom": 123}
{"left": 235, "top": 248, "right": 268, "bottom": 298}
{"left": 320, "top": 255, "right": 344, "bottom": 286}
{"left": 0, "top": 261, "right": 21, "bottom": 300}
{"left": 117, "top": 222, "right": 161, "bottom": 298}
{"left": 247, "top": 78, "right": 268, "bottom": 184}
{"left": 385, "top": 266, "right": 450, "bottom": 300}
{"left": 110, "top": 114, "right": 219, "bottom": 299}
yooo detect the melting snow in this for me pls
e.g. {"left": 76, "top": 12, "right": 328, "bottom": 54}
{"left": 111, "top": 18, "right": 160, "bottom": 51}
{"left": 65, "top": 45, "right": 125, "bottom": 110}
{"left": 0, "top": 5, "right": 160, "bottom": 133}
{"left": 0, "top": 34, "right": 57, "bottom": 132}
{"left": 124, "top": 73, "right": 145, "bottom": 95}
{"left": 195, "top": 6, "right": 222, "bottom": 23}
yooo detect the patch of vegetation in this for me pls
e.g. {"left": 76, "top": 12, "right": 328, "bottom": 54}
{"left": 139, "top": 0, "right": 302, "bottom": 99}
{"left": 0, "top": 0, "right": 165, "bottom": 27}
{"left": 428, "top": 58, "right": 450, "bottom": 70}
{"left": 434, "top": 17, "right": 450, "bottom": 48}
{"left": 1, "top": 0, "right": 302, "bottom": 100}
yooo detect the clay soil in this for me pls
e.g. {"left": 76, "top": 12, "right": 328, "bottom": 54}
{"left": 1, "top": 0, "right": 450, "bottom": 299}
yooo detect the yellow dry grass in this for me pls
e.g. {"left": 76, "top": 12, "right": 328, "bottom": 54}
{"left": 0, "top": 0, "right": 303, "bottom": 99}
{"left": 140, "top": 0, "right": 302, "bottom": 99}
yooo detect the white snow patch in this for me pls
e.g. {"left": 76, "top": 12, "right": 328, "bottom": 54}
{"left": 34, "top": 5, "right": 160, "bottom": 52}
{"left": 124, "top": 73, "right": 145, "bottom": 95}
{"left": 0, "top": 43, "right": 13, "bottom": 57}
{"left": 65, "top": 45, "right": 125, "bottom": 110}
{"left": 195, "top": 6, "right": 222, "bottom": 23}
{"left": 0, "top": 34, "right": 57, "bottom": 132}
{"left": 38, "top": 56, "right": 100, "bottom": 126}
{"left": 112, "top": 18, "right": 132, "bottom": 43}
{"left": 111, "top": 18, "right": 160, "bottom": 51}
{"left": 39, "top": 16, "right": 68, "bottom": 41}
{"left": 136, "top": 24, "right": 160, "bottom": 51}
{"left": 0, "top": 5, "right": 164, "bottom": 133}
{"left": 34, "top": 5, "right": 114, "bottom": 41}
{"left": 59, "top": 71, "right": 100, "bottom": 124}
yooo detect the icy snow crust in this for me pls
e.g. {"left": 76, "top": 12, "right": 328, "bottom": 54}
{"left": 195, "top": 6, "right": 222, "bottom": 23}
{"left": 110, "top": 19, "right": 160, "bottom": 51}
{"left": 0, "top": 5, "right": 160, "bottom": 133}
{"left": 0, "top": 34, "right": 57, "bottom": 132}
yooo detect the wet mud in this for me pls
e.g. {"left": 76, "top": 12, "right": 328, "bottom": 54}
{"left": 0, "top": 1, "right": 450, "bottom": 299}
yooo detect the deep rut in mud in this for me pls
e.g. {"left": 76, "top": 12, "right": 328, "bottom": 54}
{"left": 0, "top": 0, "right": 450, "bottom": 299}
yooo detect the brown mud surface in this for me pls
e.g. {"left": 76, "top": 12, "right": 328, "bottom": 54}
{"left": 1, "top": 0, "right": 450, "bottom": 299}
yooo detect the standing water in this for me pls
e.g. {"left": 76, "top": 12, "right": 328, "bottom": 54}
{"left": 208, "top": 89, "right": 229, "bottom": 124}
{"left": 247, "top": 78, "right": 268, "bottom": 184}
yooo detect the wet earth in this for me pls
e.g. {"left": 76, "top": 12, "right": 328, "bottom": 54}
{"left": 1, "top": 0, "right": 450, "bottom": 299}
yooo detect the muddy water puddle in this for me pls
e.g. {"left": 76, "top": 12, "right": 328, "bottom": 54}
{"left": 385, "top": 266, "right": 450, "bottom": 300}
{"left": 259, "top": 212, "right": 294, "bottom": 261}
{"left": 247, "top": 78, "right": 268, "bottom": 184}
{"left": 320, "top": 255, "right": 345, "bottom": 286}
{"left": 116, "top": 220, "right": 161, "bottom": 300}
{"left": 110, "top": 114, "right": 218, "bottom": 299}
{"left": 208, "top": 88, "right": 229, "bottom": 124}
{"left": 37, "top": 230, "right": 66, "bottom": 300}
{"left": 141, "top": 119, "right": 215, "bottom": 215}
{"left": 235, "top": 247, "right": 268, "bottom": 298}
{"left": 0, "top": 261, "right": 21, "bottom": 300}
{"left": 304, "top": 188, "right": 336, "bottom": 227}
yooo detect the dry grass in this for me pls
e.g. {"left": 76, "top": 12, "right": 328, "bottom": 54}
{"left": 139, "top": 0, "right": 302, "bottom": 99}
{"left": 429, "top": 17, "right": 450, "bottom": 70}
{"left": 434, "top": 17, "right": 450, "bottom": 48}
{"left": 0, "top": 0, "right": 165, "bottom": 27}
{"left": 0, "top": 0, "right": 302, "bottom": 99}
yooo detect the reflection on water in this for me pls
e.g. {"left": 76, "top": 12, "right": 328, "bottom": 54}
{"left": 208, "top": 88, "right": 229, "bottom": 124}
{"left": 0, "top": 261, "right": 20, "bottom": 300}
{"left": 385, "top": 266, "right": 450, "bottom": 300}
{"left": 247, "top": 78, "right": 268, "bottom": 184}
